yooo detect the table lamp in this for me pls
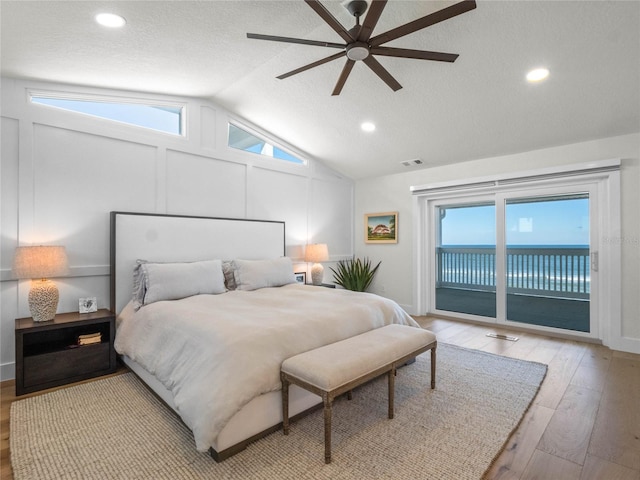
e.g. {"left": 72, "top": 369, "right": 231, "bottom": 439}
{"left": 304, "top": 243, "right": 329, "bottom": 286}
{"left": 13, "top": 245, "right": 69, "bottom": 322}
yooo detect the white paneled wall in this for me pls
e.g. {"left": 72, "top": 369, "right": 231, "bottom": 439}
{"left": 32, "top": 125, "right": 158, "bottom": 264}
{"left": 247, "top": 167, "right": 309, "bottom": 257}
{"left": 166, "top": 150, "right": 247, "bottom": 218}
{"left": 0, "top": 78, "right": 354, "bottom": 380}
{"left": 310, "top": 177, "right": 353, "bottom": 254}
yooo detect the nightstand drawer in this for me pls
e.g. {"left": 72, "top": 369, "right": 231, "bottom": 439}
{"left": 23, "top": 343, "right": 111, "bottom": 388}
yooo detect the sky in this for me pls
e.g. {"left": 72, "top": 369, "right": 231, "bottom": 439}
{"left": 31, "top": 97, "right": 182, "bottom": 134}
{"left": 441, "top": 197, "right": 589, "bottom": 246}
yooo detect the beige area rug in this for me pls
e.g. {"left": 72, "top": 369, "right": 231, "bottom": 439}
{"left": 11, "top": 344, "right": 546, "bottom": 480}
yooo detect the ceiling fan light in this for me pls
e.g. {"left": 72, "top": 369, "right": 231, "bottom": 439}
{"left": 526, "top": 68, "right": 549, "bottom": 83}
{"left": 346, "top": 44, "right": 370, "bottom": 61}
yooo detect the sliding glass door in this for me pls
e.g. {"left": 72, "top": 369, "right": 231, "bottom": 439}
{"left": 435, "top": 201, "right": 496, "bottom": 318}
{"left": 431, "top": 187, "right": 595, "bottom": 335}
{"left": 504, "top": 193, "right": 591, "bottom": 332}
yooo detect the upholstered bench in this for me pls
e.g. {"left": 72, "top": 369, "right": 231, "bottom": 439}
{"left": 280, "top": 324, "right": 437, "bottom": 463}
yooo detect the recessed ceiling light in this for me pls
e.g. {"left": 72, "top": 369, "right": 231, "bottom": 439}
{"left": 361, "top": 122, "right": 376, "bottom": 132}
{"left": 95, "top": 13, "right": 126, "bottom": 28}
{"left": 526, "top": 68, "right": 549, "bottom": 83}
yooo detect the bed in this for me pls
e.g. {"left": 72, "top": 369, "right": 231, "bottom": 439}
{"left": 110, "top": 211, "right": 419, "bottom": 461}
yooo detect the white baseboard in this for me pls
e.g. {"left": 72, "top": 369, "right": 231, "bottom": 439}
{"left": 609, "top": 335, "right": 640, "bottom": 355}
{"left": 1, "top": 362, "right": 15, "bottom": 382}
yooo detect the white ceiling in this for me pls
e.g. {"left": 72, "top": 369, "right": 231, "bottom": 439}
{"left": 1, "top": 0, "right": 639, "bottom": 179}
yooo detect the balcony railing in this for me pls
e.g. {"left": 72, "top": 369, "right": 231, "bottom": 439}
{"left": 436, "top": 246, "right": 590, "bottom": 299}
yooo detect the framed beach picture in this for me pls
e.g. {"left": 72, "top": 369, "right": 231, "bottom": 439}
{"left": 365, "top": 212, "right": 398, "bottom": 244}
{"left": 294, "top": 272, "right": 306, "bottom": 284}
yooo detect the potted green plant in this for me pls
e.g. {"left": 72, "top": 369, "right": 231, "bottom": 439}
{"left": 330, "top": 257, "right": 381, "bottom": 292}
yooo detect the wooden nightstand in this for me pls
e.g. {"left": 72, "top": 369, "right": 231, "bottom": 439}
{"left": 15, "top": 309, "right": 117, "bottom": 396}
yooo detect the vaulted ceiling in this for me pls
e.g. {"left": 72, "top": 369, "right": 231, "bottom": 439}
{"left": 1, "top": 1, "right": 639, "bottom": 179}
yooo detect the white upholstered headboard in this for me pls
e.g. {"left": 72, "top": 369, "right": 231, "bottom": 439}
{"left": 110, "top": 212, "right": 286, "bottom": 315}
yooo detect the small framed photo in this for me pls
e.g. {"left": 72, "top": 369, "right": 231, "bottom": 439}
{"left": 365, "top": 211, "right": 398, "bottom": 244}
{"left": 294, "top": 272, "right": 306, "bottom": 284}
{"left": 79, "top": 297, "right": 97, "bottom": 314}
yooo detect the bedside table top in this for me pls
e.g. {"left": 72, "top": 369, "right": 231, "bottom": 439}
{"left": 306, "top": 283, "right": 336, "bottom": 288}
{"left": 15, "top": 309, "right": 114, "bottom": 331}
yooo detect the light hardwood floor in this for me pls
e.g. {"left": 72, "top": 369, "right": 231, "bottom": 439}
{"left": 1, "top": 316, "right": 639, "bottom": 480}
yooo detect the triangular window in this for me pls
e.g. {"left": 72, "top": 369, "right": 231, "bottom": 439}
{"left": 228, "top": 123, "right": 305, "bottom": 165}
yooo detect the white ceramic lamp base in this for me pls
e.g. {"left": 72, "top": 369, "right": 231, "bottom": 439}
{"left": 310, "top": 263, "right": 324, "bottom": 286}
{"left": 28, "top": 279, "right": 59, "bottom": 322}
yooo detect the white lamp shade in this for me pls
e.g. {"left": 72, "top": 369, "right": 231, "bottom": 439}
{"left": 304, "top": 244, "right": 329, "bottom": 263}
{"left": 12, "top": 246, "right": 69, "bottom": 279}
{"left": 13, "top": 246, "right": 68, "bottom": 322}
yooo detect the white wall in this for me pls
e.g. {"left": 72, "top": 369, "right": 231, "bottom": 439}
{"left": 355, "top": 133, "right": 640, "bottom": 352}
{"left": 0, "top": 78, "right": 354, "bottom": 380}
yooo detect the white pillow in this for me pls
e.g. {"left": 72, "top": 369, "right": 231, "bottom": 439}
{"left": 233, "top": 257, "right": 296, "bottom": 291}
{"left": 132, "top": 259, "right": 226, "bottom": 309}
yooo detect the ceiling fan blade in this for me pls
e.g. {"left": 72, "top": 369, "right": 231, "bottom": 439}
{"left": 363, "top": 56, "right": 402, "bottom": 91}
{"left": 277, "top": 51, "right": 346, "bottom": 80}
{"left": 357, "top": 0, "right": 387, "bottom": 42}
{"left": 304, "top": 0, "right": 355, "bottom": 43}
{"left": 370, "top": 0, "right": 477, "bottom": 47}
{"left": 247, "top": 33, "right": 345, "bottom": 49}
{"left": 332, "top": 59, "right": 356, "bottom": 96}
{"left": 370, "top": 46, "right": 459, "bottom": 62}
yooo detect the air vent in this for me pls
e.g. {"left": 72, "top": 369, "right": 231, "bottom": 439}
{"left": 401, "top": 159, "right": 424, "bottom": 167}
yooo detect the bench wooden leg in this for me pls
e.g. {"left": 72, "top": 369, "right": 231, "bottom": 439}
{"left": 281, "top": 373, "right": 290, "bottom": 435}
{"left": 323, "top": 393, "right": 332, "bottom": 464}
{"left": 388, "top": 367, "right": 395, "bottom": 419}
{"left": 431, "top": 347, "right": 436, "bottom": 389}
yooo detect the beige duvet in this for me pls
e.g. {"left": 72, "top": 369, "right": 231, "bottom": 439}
{"left": 114, "top": 283, "right": 418, "bottom": 451}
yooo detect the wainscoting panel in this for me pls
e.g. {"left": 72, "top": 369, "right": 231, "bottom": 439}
{"left": 309, "top": 177, "right": 353, "bottom": 257}
{"left": 166, "top": 149, "right": 247, "bottom": 218}
{"left": 247, "top": 166, "right": 309, "bottom": 258}
{"left": 1, "top": 117, "right": 19, "bottom": 272}
{"left": 32, "top": 124, "right": 158, "bottom": 267}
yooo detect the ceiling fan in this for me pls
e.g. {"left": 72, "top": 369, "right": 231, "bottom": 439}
{"left": 247, "top": 0, "right": 477, "bottom": 96}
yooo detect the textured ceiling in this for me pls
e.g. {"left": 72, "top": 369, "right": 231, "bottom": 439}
{"left": 1, "top": 0, "right": 639, "bottom": 179}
